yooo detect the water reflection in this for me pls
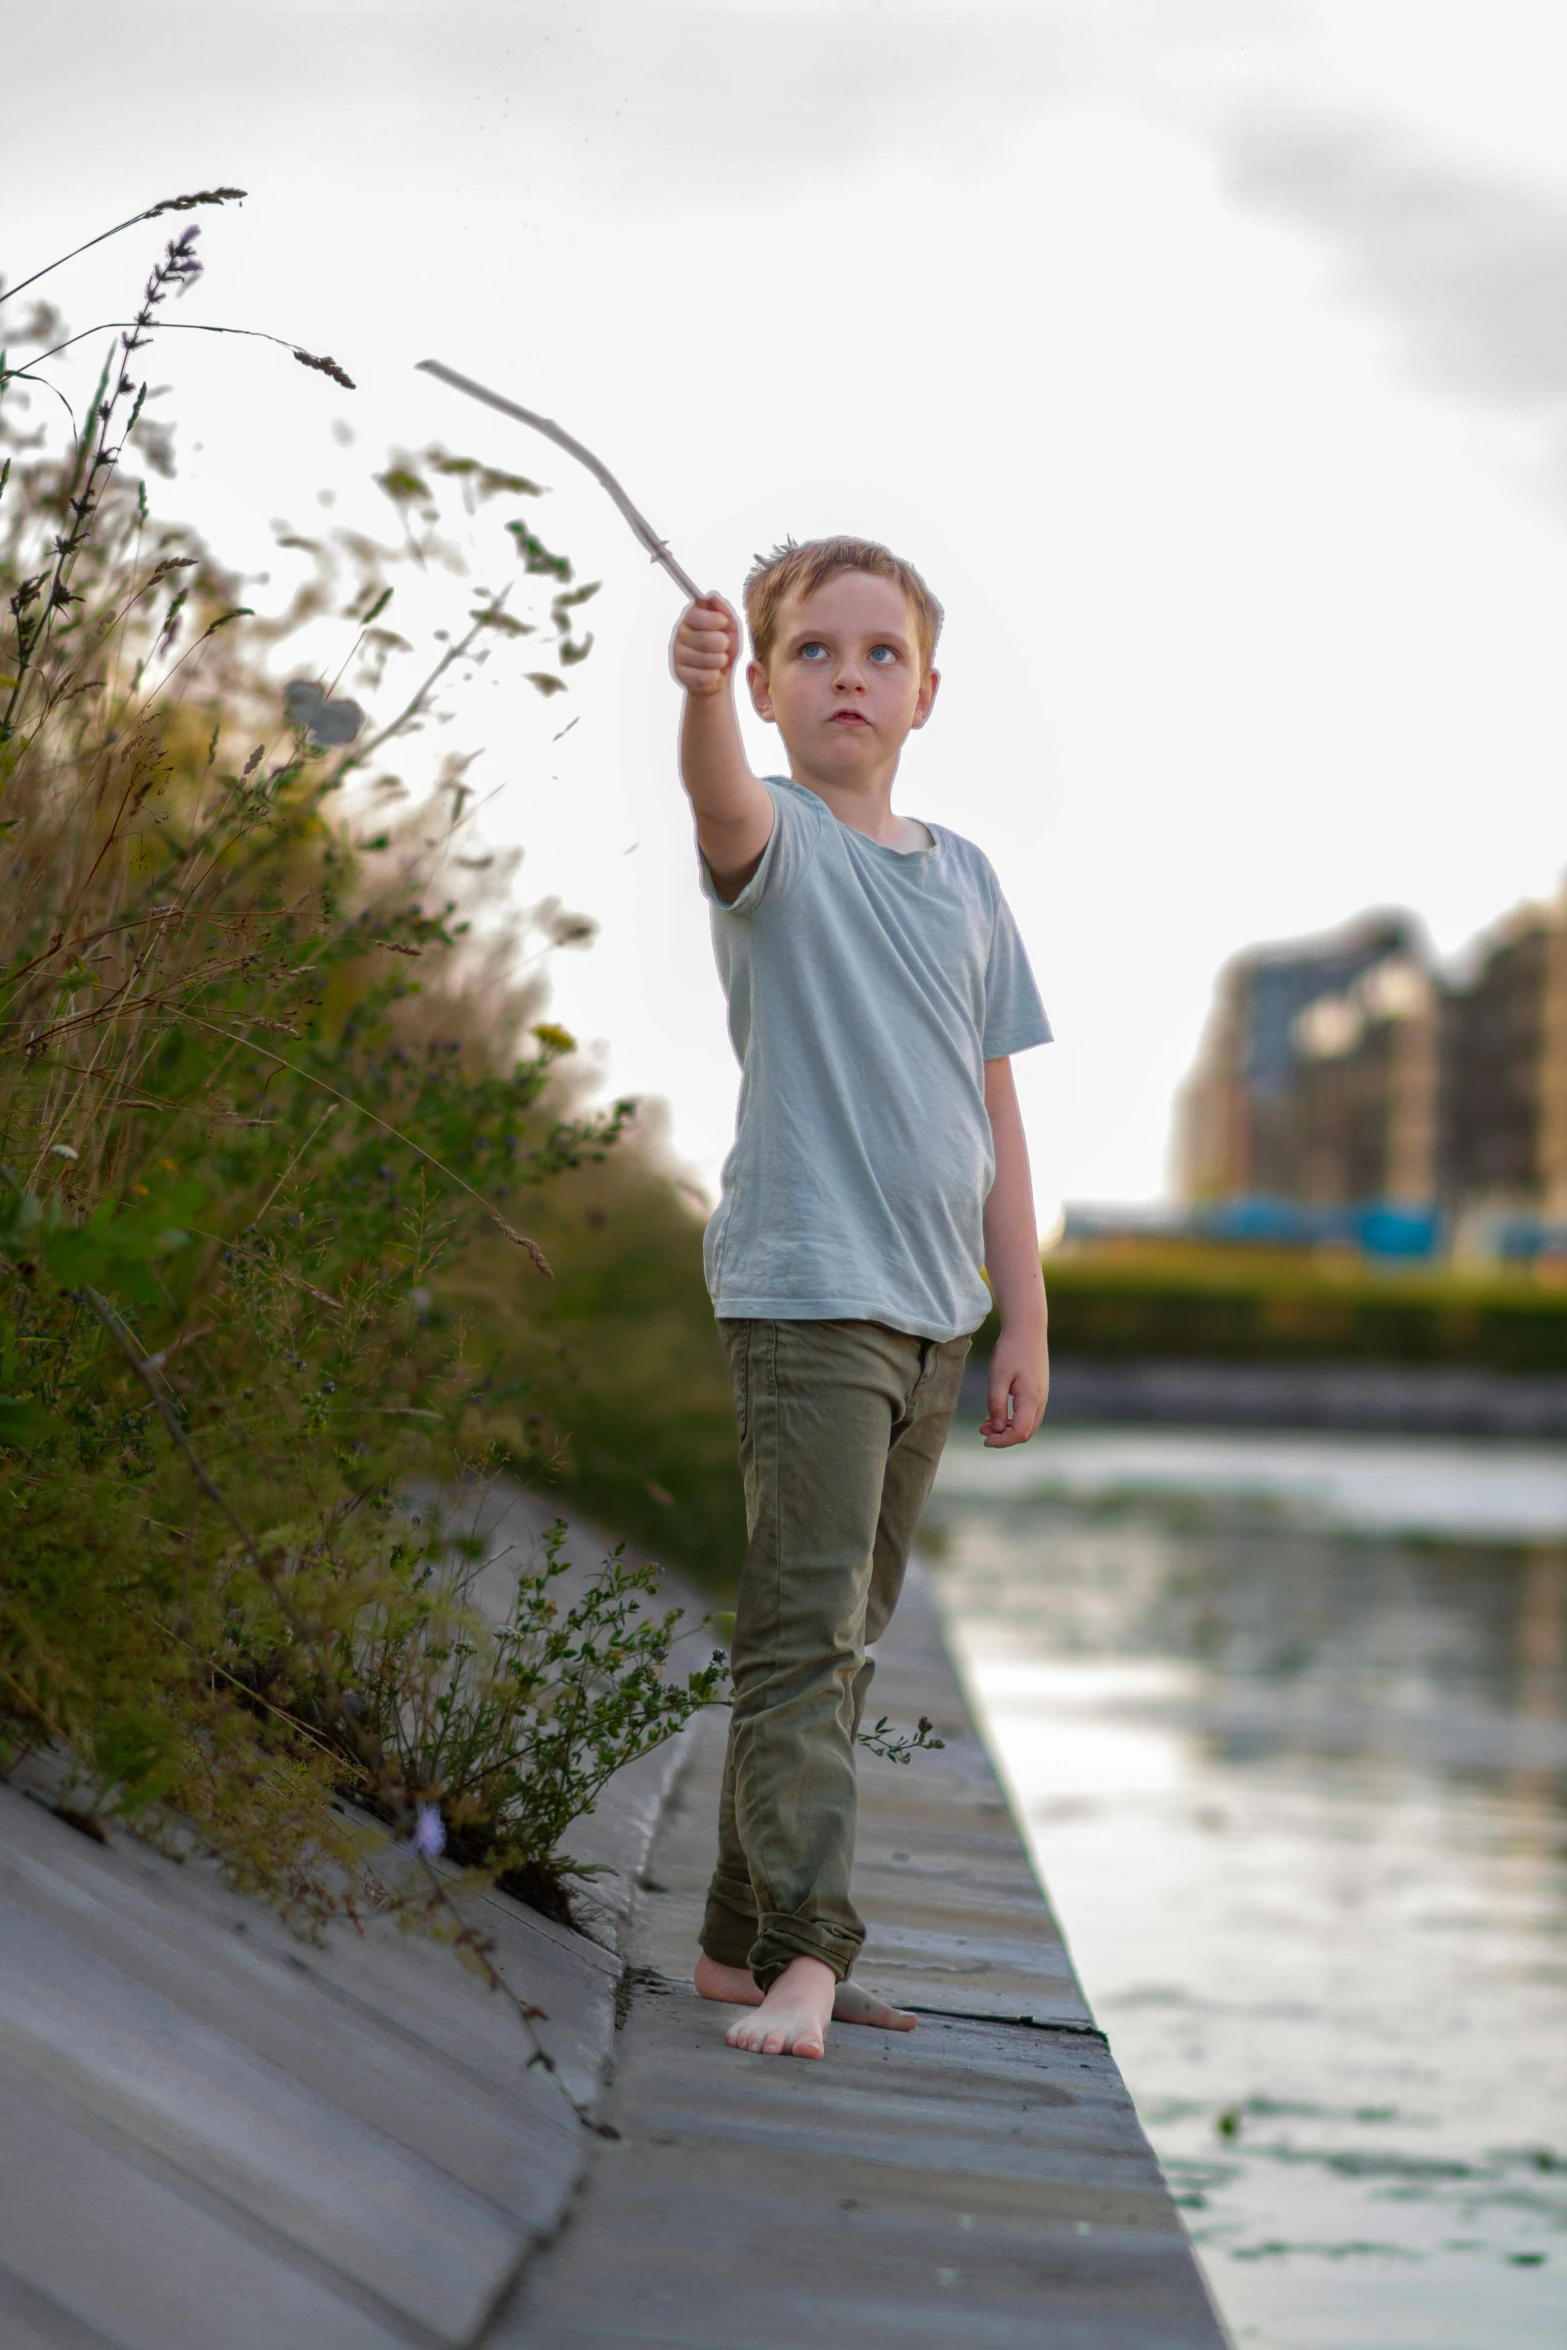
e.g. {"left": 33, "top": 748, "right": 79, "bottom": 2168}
{"left": 925, "top": 1431, "right": 1567, "bottom": 2350}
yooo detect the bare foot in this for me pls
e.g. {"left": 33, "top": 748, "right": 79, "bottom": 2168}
{"left": 721, "top": 1953, "right": 836, "bottom": 2058}
{"left": 828, "top": 1977, "right": 918, "bottom": 2032}
{"left": 695, "top": 1953, "right": 917, "bottom": 2033}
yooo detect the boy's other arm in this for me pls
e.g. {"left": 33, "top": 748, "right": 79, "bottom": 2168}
{"left": 671, "top": 595, "right": 774, "bottom": 901}
{"left": 980, "top": 1057, "right": 1050, "bottom": 1448}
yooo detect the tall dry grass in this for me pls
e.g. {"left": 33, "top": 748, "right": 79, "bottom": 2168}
{"left": 0, "top": 203, "right": 730, "bottom": 1970}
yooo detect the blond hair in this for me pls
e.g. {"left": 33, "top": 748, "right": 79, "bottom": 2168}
{"left": 742, "top": 536, "right": 943, "bottom": 674}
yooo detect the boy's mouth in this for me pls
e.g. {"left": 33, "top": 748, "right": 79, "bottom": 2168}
{"left": 829, "top": 711, "right": 869, "bottom": 726}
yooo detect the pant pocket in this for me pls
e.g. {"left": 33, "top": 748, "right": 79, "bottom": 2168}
{"left": 722, "top": 1319, "right": 752, "bottom": 1445}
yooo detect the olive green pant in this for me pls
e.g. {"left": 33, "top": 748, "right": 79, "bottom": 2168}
{"left": 700, "top": 1318, "right": 970, "bottom": 1990}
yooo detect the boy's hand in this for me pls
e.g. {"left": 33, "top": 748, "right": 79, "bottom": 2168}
{"left": 672, "top": 595, "right": 740, "bottom": 697}
{"left": 980, "top": 1324, "right": 1049, "bottom": 1448}
{"left": 675, "top": 591, "right": 773, "bottom": 890}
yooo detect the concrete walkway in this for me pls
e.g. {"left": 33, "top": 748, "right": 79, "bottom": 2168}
{"left": 500, "top": 1571, "right": 1228, "bottom": 2349}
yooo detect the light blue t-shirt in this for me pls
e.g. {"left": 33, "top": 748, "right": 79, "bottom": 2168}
{"left": 702, "top": 775, "right": 1051, "bottom": 1342}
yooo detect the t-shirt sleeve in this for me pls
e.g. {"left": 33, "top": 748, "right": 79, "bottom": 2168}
{"left": 982, "top": 886, "right": 1053, "bottom": 1059}
{"left": 699, "top": 776, "right": 820, "bottom": 915}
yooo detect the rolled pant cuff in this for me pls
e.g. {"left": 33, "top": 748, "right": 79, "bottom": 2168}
{"left": 749, "top": 1912, "right": 863, "bottom": 1991}
{"left": 699, "top": 1874, "right": 761, "bottom": 1973}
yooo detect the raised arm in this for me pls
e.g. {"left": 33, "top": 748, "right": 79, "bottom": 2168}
{"left": 671, "top": 596, "right": 775, "bottom": 900}
{"left": 980, "top": 1056, "right": 1050, "bottom": 1446}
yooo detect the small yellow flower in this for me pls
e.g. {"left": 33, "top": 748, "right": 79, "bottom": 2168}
{"left": 531, "top": 1022, "right": 577, "bottom": 1055}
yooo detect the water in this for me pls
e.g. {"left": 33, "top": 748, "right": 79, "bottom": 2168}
{"left": 925, "top": 1428, "right": 1567, "bottom": 2350}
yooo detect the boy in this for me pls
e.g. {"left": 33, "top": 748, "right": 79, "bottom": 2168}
{"left": 671, "top": 536, "right": 1050, "bottom": 2061}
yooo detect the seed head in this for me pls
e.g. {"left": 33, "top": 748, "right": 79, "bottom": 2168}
{"left": 293, "top": 349, "right": 356, "bottom": 391}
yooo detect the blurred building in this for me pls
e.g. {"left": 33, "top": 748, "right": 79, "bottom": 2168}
{"left": 1178, "top": 912, "right": 1441, "bottom": 1207}
{"left": 1441, "top": 899, "right": 1567, "bottom": 1225}
{"left": 1175, "top": 884, "right": 1567, "bottom": 1253}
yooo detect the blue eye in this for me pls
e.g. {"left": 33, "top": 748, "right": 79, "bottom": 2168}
{"left": 800, "top": 640, "right": 827, "bottom": 661}
{"left": 868, "top": 645, "right": 897, "bottom": 665}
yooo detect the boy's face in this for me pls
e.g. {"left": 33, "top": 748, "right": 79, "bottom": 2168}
{"left": 747, "top": 571, "right": 938, "bottom": 779}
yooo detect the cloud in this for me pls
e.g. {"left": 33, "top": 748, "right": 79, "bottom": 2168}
{"left": 9, "top": 1, "right": 1080, "bottom": 210}
{"left": 7, "top": 0, "right": 1249, "bottom": 222}
{"left": 1220, "top": 108, "right": 1567, "bottom": 425}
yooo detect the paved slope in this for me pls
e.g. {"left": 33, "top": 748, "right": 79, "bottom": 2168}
{"left": 0, "top": 1490, "right": 700, "bottom": 2350}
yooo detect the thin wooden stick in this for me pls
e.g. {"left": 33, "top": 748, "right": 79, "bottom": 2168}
{"left": 416, "top": 359, "right": 703, "bottom": 603}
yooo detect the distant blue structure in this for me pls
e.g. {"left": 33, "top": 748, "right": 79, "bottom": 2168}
{"left": 1197, "top": 1198, "right": 1440, "bottom": 1259}
{"left": 1490, "top": 1216, "right": 1567, "bottom": 1266}
{"left": 1062, "top": 1198, "right": 1442, "bottom": 1262}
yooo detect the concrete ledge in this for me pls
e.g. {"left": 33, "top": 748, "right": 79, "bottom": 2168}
{"left": 984, "top": 1355, "right": 1567, "bottom": 1435}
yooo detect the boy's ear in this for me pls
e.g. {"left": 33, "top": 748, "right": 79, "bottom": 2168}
{"left": 910, "top": 667, "right": 941, "bottom": 731}
{"left": 747, "top": 660, "right": 777, "bottom": 724}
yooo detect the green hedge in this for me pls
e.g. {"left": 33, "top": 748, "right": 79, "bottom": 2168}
{"left": 1011, "top": 1251, "right": 1567, "bottom": 1374}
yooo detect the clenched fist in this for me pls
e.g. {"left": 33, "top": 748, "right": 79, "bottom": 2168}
{"left": 671, "top": 595, "right": 741, "bottom": 696}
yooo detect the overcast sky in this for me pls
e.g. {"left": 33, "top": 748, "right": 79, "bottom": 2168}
{"left": 8, "top": 1, "right": 1567, "bottom": 1217}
